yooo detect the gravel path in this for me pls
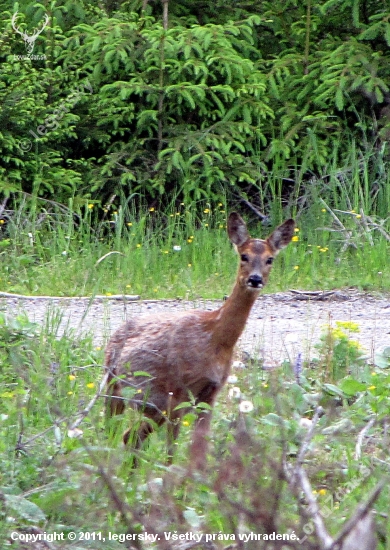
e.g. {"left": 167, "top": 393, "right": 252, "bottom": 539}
{"left": 2, "top": 290, "right": 390, "bottom": 365}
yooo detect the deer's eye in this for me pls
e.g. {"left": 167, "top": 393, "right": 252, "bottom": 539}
{"left": 266, "top": 257, "right": 274, "bottom": 265}
{"left": 241, "top": 254, "right": 249, "bottom": 262}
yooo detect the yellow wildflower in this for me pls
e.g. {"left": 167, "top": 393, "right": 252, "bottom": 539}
{"left": 348, "top": 340, "right": 361, "bottom": 349}
{"left": 88, "top": 204, "right": 94, "bottom": 209}
{"left": 294, "top": 265, "right": 299, "bottom": 270}
{"left": 292, "top": 235, "right": 299, "bottom": 242}
{"left": 182, "top": 420, "right": 190, "bottom": 427}
{"left": 294, "top": 227, "right": 300, "bottom": 232}
{"left": 136, "top": 244, "right": 141, "bottom": 248}
{"left": 149, "top": 207, "right": 155, "bottom": 212}
{"left": 68, "top": 375, "right": 76, "bottom": 381}
{"left": 127, "top": 222, "right": 132, "bottom": 226}
{"left": 336, "top": 321, "right": 360, "bottom": 332}
{"left": 331, "top": 328, "right": 347, "bottom": 339}
{"left": 368, "top": 385, "right": 376, "bottom": 390}
{"left": 86, "top": 383, "right": 95, "bottom": 389}
{"left": 318, "top": 489, "right": 327, "bottom": 496}
{"left": 204, "top": 208, "right": 210, "bottom": 213}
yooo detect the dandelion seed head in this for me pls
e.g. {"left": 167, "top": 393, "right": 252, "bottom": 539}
{"left": 239, "top": 400, "right": 254, "bottom": 413}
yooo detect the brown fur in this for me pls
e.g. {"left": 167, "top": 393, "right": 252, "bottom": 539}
{"left": 104, "top": 212, "right": 295, "bottom": 469}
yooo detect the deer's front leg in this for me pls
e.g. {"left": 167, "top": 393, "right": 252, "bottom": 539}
{"left": 189, "top": 381, "right": 219, "bottom": 471}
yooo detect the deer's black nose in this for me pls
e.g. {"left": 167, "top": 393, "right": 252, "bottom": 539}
{"left": 247, "top": 275, "right": 263, "bottom": 288}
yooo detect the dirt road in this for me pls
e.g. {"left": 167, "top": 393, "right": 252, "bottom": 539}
{"left": 2, "top": 290, "right": 389, "bottom": 365}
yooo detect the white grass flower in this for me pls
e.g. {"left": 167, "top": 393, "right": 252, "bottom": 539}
{"left": 239, "top": 400, "right": 254, "bottom": 413}
{"left": 228, "top": 386, "right": 241, "bottom": 399}
{"left": 227, "top": 375, "right": 238, "bottom": 383}
{"left": 173, "top": 245, "right": 182, "bottom": 251}
{"left": 232, "top": 360, "right": 245, "bottom": 369}
{"left": 67, "top": 428, "right": 83, "bottom": 438}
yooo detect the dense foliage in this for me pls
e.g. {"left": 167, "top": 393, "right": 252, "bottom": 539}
{"left": 0, "top": 0, "right": 389, "bottom": 211}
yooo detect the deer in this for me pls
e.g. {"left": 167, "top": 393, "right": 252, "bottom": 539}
{"left": 104, "top": 212, "right": 295, "bottom": 469}
{"left": 12, "top": 12, "right": 49, "bottom": 54}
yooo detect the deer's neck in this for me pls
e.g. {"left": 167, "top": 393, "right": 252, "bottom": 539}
{"left": 211, "top": 283, "right": 259, "bottom": 350}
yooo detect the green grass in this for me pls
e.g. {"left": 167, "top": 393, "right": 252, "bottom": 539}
{"left": 0, "top": 312, "right": 389, "bottom": 548}
{"left": 0, "top": 195, "right": 389, "bottom": 298}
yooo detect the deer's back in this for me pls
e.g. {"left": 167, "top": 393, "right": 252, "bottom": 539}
{"left": 105, "top": 309, "right": 232, "bottom": 396}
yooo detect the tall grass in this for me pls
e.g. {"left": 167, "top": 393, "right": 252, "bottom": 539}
{"left": 0, "top": 147, "right": 389, "bottom": 298}
{"left": 0, "top": 311, "right": 389, "bottom": 548}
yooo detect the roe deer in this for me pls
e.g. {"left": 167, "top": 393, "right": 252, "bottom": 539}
{"left": 104, "top": 212, "right": 295, "bottom": 469}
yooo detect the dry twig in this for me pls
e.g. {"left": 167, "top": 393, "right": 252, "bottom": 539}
{"left": 355, "top": 417, "right": 376, "bottom": 460}
{"left": 329, "top": 480, "right": 385, "bottom": 550}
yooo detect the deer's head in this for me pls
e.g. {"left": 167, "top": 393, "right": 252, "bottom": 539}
{"left": 228, "top": 212, "right": 295, "bottom": 291}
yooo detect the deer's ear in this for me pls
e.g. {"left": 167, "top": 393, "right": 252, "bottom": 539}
{"left": 227, "top": 212, "right": 250, "bottom": 247}
{"left": 266, "top": 219, "right": 295, "bottom": 252}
